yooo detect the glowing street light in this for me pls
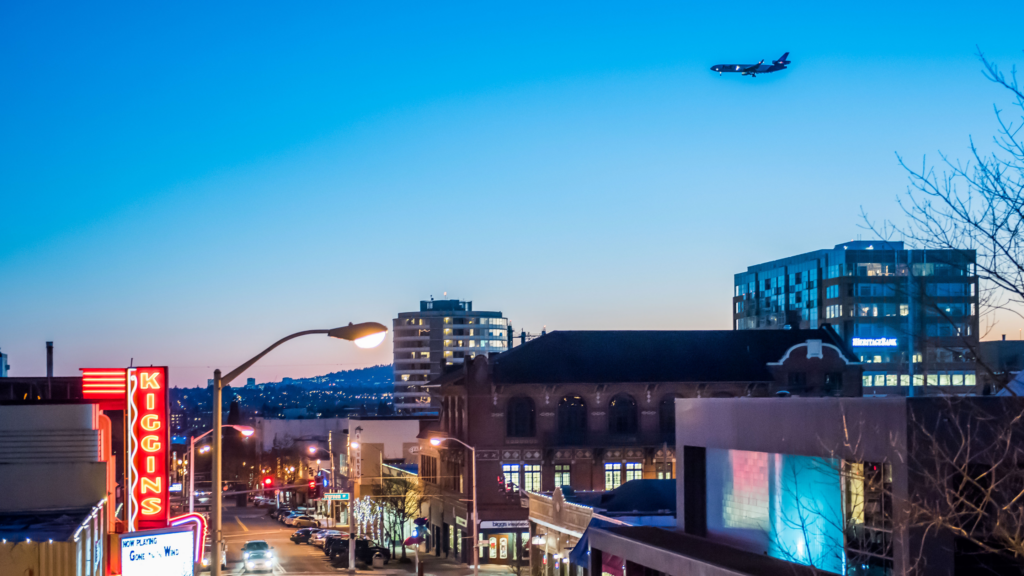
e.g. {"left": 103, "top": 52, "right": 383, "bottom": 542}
{"left": 208, "top": 322, "right": 386, "bottom": 576}
{"left": 430, "top": 436, "right": 479, "bottom": 576}
{"left": 189, "top": 424, "right": 254, "bottom": 513}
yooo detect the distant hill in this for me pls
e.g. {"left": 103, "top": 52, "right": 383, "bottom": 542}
{"left": 258, "top": 364, "right": 393, "bottom": 389}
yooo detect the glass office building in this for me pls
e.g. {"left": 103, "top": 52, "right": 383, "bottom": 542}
{"left": 734, "top": 241, "right": 979, "bottom": 393}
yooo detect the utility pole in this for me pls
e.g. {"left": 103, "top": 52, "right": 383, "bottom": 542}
{"left": 212, "top": 369, "right": 223, "bottom": 576}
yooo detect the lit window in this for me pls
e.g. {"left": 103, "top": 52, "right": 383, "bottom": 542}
{"left": 604, "top": 463, "right": 622, "bottom": 490}
{"left": 656, "top": 462, "right": 673, "bottom": 479}
{"left": 554, "top": 464, "right": 571, "bottom": 488}
{"left": 502, "top": 464, "right": 520, "bottom": 492}
{"left": 625, "top": 462, "right": 643, "bottom": 482}
{"left": 523, "top": 465, "right": 541, "bottom": 492}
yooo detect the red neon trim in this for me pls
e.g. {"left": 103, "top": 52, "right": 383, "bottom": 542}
{"left": 169, "top": 513, "right": 207, "bottom": 563}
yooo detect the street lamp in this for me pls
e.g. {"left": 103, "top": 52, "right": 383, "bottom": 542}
{"left": 210, "top": 322, "right": 387, "bottom": 576}
{"left": 189, "top": 424, "right": 254, "bottom": 514}
{"left": 430, "top": 435, "right": 479, "bottom": 576}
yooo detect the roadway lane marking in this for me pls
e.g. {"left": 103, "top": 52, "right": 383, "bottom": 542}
{"left": 236, "top": 517, "right": 249, "bottom": 532}
{"left": 224, "top": 530, "right": 282, "bottom": 538}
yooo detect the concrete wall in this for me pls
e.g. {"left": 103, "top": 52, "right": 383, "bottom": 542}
{"left": 0, "top": 541, "right": 77, "bottom": 576}
{"left": 675, "top": 397, "right": 911, "bottom": 575}
{"left": 675, "top": 397, "right": 907, "bottom": 461}
{"left": 0, "top": 462, "right": 106, "bottom": 513}
{"left": 0, "top": 404, "right": 106, "bottom": 513}
{"left": 254, "top": 417, "right": 348, "bottom": 452}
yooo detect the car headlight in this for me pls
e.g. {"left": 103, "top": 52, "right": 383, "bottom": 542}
{"left": 244, "top": 552, "right": 249, "bottom": 559}
{"left": 247, "top": 562, "right": 254, "bottom": 569}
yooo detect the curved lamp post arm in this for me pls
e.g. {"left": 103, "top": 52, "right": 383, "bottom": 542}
{"left": 221, "top": 329, "right": 329, "bottom": 386}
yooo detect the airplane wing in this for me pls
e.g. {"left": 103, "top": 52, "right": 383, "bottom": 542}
{"left": 742, "top": 60, "right": 764, "bottom": 72}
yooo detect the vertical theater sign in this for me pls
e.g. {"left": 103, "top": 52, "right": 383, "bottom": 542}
{"left": 81, "top": 365, "right": 210, "bottom": 573}
{"left": 82, "top": 366, "right": 171, "bottom": 532}
{"left": 127, "top": 367, "right": 170, "bottom": 530}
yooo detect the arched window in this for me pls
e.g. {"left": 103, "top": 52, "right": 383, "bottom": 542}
{"left": 608, "top": 394, "right": 638, "bottom": 435}
{"left": 558, "top": 395, "right": 587, "bottom": 444}
{"left": 659, "top": 395, "right": 681, "bottom": 435}
{"left": 506, "top": 396, "right": 536, "bottom": 437}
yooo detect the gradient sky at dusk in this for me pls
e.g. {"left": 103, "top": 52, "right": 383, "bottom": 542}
{"left": 3, "top": 1, "right": 1024, "bottom": 386}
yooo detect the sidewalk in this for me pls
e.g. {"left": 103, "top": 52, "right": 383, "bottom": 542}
{"left": 354, "top": 551, "right": 514, "bottom": 576}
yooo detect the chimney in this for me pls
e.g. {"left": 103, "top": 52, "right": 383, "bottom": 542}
{"left": 1003, "top": 334, "right": 1007, "bottom": 341}
{"left": 46, "top": 341, "right": 53, "bottom": 380}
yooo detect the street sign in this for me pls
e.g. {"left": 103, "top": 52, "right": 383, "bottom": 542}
{"left": 324, "top": 492, "right": 350, "bottom": 501}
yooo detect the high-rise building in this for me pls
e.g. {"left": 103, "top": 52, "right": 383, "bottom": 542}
{"left": 734, "top": 241, "right": 979, "bottom": 393}
{"left": 393, "top": 299, "right": 510, "bottom": 415}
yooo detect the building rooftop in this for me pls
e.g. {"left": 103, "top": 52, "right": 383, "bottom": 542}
{"left": 0, "top": 507, "right": 95, "bottom": 542}
{"left": 484, "top": 328, "right": 853, "bottom": 384}
{"left": 420, "top": 299, "right": 472, "bottom": 312}
{"left": 592, "top": 526, "right": 817, "bottom": 576}
{"left": 559, "top": 479, "right": 675, "bottom": 515}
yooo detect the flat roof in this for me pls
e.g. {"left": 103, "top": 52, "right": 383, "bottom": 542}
{"left": 592, "top": 526, "right": 816, "bottom": 576}
{"left": 0, "top": 507, "right": 95, "bottom": 542}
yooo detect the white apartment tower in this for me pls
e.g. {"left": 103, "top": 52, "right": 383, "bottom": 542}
{"left": 393, "top": 299, "right": 510, "bottom": 415}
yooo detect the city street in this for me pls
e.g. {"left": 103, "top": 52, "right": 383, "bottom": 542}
{"left": 218, "top": 504, "right": 353, "bottom": 575}
{"left": 216, "top": 505, "right": 496, "bottom": 576}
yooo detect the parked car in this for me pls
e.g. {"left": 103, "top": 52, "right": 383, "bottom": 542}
{"left": 323, "top": 535, "right": 346, "bottom": 557}
{"left": 290, "top": 528, "right": 315, "bottom": 544}
{"left": 282, "top": 512, "right": 304, "bottom": 526}
{"left": 270, "top": 507, "right": 292, "bottom": 520}
{"left": 328, "top": 538, "right": 390, "bottom": 566}
{"left": 292, "top": 515, "right": 320, "bottom": 528}
{"left": 244, "top": 549, "right": 273, "bottom": 573}
{"left": 311, "top": 530, "right": 340, "bottom": 547}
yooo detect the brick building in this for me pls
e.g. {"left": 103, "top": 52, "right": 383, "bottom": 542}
{"left": 416, "top": 328, "right": 862, "bottom": 566}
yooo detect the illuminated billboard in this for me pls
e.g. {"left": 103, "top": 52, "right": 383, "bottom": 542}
{"left": 851, "top": 337, "right": 898, "bottom": 347}
{"left": 120, "top": 526, "right": 195, "bottom": 576}
{"left": 127, "top": 367, "right": 170, "bottom": 530}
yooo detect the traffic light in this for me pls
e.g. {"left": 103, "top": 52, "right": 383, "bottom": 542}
{"left": 263, "top": 477, "right": 273, "bottom": 487}
{"left": 497, "top": 473, "right": 506, "bottom": 493}
{"left": 308, "top": 479, "right": 318, "bottom": 499}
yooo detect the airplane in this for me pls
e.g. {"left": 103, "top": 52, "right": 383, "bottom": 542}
{"left": 711, "top": 52, "right": 790, "bottom": 77}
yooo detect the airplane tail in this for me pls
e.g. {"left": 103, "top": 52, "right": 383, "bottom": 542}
{"left": 774, "top": 52, "right": 791, "bottom": 65}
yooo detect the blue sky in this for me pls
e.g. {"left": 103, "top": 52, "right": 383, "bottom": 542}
{"left": 3, "top": 1, "right": 1023, "bottom": 386}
